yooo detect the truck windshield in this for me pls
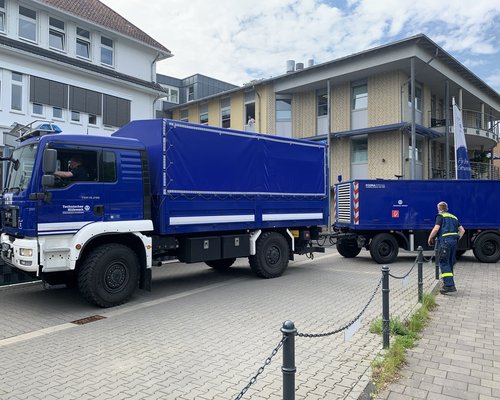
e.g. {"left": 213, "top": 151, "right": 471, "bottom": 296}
{"left": 4, "top": 143, "right": 38, "bottom": 192}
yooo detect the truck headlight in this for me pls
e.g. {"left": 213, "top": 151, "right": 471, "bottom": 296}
{"left": 20, "top": 248, "right": 33, "bottom": 257}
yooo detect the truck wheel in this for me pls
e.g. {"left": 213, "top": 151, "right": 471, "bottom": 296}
{"left": 249, "top": 231, "right": 289, "bottom": 278}
{"left": 473, "top": 233, "right": 500, "bottom": 263}
{"left": 78, "top": 244, "right": 139, "bottom": 307}
{"left": 370, "top": 233, "right": 399, "bottom": 264}
{"left": 336, "top": 238, "right": 361, "bottom": 258}
{"left": 205, "top": 258, "right": 236, "bottom": 271}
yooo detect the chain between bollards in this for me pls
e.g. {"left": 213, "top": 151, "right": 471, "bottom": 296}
{"left": 417, "top": 246, "right": 423, "bottom": 303}
{"left": 281, "top": 320, "right": 297, "bottom": 400}
{"left": 381, "top": 265, "right": 390, "bottom": 349}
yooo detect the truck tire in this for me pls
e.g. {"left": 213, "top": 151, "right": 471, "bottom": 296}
{"left": 78, "top": 244, "right": 139, "bottom": 307}
{"left": 370, "top": 233, "right": 399, "bottom": 264}
{"left": 205, "top": 258, "right": 236, "bottom": 271}
{"left": 249, "top": 231, "right": 289, "bottom": 278}
{"left": 336, "top": 238, "right": 361, "bottom": 258}
{"left": 473, "top": 233, "right": 500, "bottom": 263}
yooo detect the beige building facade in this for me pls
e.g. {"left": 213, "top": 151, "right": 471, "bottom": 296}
{"left": 170, "top": 34, "right": 500, "bottom": 184}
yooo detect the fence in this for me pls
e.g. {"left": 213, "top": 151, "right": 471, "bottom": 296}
{"left": 234, "top": 246, "right": 437, "bottom": 400}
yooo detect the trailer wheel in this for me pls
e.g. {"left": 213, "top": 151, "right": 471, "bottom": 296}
{"left": 370, "top": 233, "right": 399, "bottom": 264}
{"left": 78, "top": 244, "right": 139, "bottom": 307}
{"left": 249, "top": 232, "right": 289, "bottom": 278}
{"left": 205, "top": 258, "right": 236, "bottom": 271}
{"left": 473, "top": 233, "right": 500, "bottom": 263}
{"left": 336, "top": 238, "right": 361, "bottom": 258}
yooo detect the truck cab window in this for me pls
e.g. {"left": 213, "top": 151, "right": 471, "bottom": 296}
{"left": 52, "top": 149, "right": 97, "bottom": 186}
{"left": 101, "top": 151, "right": 116, "bottom": 182}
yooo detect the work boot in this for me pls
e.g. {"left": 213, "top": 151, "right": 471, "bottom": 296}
{"left": 440, "top": 285, "right": 457, "bottom": 294}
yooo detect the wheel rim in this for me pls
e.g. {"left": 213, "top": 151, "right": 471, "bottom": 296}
{"left": 379, "top": 241, "right": 392, "bottom": 257}
{"left": 483, "top": 240, "right": 498, "bottom": 257}
{"left": 266, "top": 245, "right": 281, "bottom": 265}
{"left": 104, "top": 262, "right": 129, "bottom": 293}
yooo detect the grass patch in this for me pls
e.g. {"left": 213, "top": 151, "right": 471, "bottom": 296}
{"left": 370, "top": 292, "right": 436, "bottom": 394}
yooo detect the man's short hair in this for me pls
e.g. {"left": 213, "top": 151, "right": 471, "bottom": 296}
{"left": 437, "top": 201, "right": 448, "bottom": 212}
{"left": 70, "top": 155, "right": 83, "bottom": 164}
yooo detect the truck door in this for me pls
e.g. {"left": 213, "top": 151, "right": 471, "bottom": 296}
{"left": 37, "top": 147, "right": 103, "bottom": 236}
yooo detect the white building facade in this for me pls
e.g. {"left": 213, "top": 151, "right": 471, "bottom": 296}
{"left": 0, "top": 0, "right": 171, "bottom": 152}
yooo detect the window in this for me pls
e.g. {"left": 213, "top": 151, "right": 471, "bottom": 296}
{"left": 352, "top": 84, "right": 367, "bottom": 110}
{"left": 0, "top": 0, "right": 5, "bottom": 33}
{"left": 89, "top": 114, "right": 97, "bottom": 125}
{"left": 408, "top": 83, "right": 422, "bottom": 112}
{"left": 53, "top": 107, "right": 62, "bottom": 119}
{"left": 101, "top": 151, "right": 116, "bottom": 182}
{"left": 49, "top": 17, "right": 65, "bottom": 51}
{"left": 11, "top": 72, "right": 23, "bottom": 111}
{"left": 103, "top": 94, "right": 130, "bottom": 127}
{"left": 76, "top": 27, "right": 91, "bottom": 59}
{"left": 276, "top": 98, "right": 292, "bottom": 120}
{"left": 317, "top": 89, "right": 328, "bottom": 117}
{"left": 69, "top": 86, "right": 102, "bottom": 116}
{"left": 169, "top": 89, "right": 178, "bottom": 103}
{"left": 18, "top": 6, "right": 37, "bottom": 42}
{"left": 351, "top": 137, "right": 368, "bottom": 163}
{"left": 32, "top": 103, "right": 43, "bottom": 115}
{"left": 71, "top": 110, "right": 80, "bottom": 122}
{"left": 221, "top": 98, "right": 230, "bottom": 128}
{"left": 52, "top": 149, "right": 98, "bottom": 185}
{"left": 100, "top": 36, "right": 113, "bottom": 66}
{"left": 180, "top": 109, "right": 188, "bottom": 122}
{"left": 199, "top": 103, "right": 208, "bottom": 125}
{"left": 408, "top": 136, "right": 423, "bottom": 162}
{"left": 187, "top": 85, "right": 194, "bottom": 102}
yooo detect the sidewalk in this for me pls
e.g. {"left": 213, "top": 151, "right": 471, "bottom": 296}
{"left": 377, "top": 254, "right": 500, "bottom": 400}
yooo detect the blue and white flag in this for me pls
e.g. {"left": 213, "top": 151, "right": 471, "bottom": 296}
{"left": 452, "top": 100, "right": 471, "bottom": 179}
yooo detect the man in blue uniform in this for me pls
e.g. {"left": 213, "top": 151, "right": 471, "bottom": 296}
{"left": 428, "top": 201, "right": 465, "bottom": 294}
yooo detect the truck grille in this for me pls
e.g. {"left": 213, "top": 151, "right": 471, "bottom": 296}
{"left": 2, "top": 206, "right": 19, "bottom": 228}
{"left": 336, "top": 183, "right": 351, "bottom": 223}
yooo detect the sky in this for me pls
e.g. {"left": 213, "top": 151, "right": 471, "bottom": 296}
{"left": 100, "top": 0, "right": 500, "bottom": 92}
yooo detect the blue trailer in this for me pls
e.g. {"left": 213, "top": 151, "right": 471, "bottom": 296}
{"left": 0, "top": 119, "right": 328, "bottom": 307}
{"left": 333, "top": 179, "right": 500, "bottom": 264}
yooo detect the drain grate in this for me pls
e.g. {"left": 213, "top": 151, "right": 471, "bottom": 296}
{"left": 71, "top": 315, "right": 106, "bottom": 325}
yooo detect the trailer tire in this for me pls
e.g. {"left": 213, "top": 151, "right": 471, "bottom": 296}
{"left": 370, "top": 233, "right": 399, "bottom": 264}
{"left": 336, "top": 238, "right": 361, "bottom": 258}
{"left": 78, "top": 244, "right": 139, "bottom": 308}
{"left": 249, "top": 231, "right": 289, "bottom": 278}
{"left": 205, "top": 258, "right": 236, "bottom": 271}
{"left": 473, "top": 233, "right": 500, "bottom": 263}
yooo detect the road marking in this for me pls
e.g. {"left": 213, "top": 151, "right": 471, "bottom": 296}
{"left": 0, "top": 279, "right": 244, "bottom": 348}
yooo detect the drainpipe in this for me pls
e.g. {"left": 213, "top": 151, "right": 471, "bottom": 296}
{"left": 327, "top": 78, "right": 332, "bottom": 233}
{"left": 445, "top": 80, "right": 450, "bottom": 178}
{"left": 410, "top": 57, "right": 416, "bottom": 179}
{"left": 151, "top": 52, "right": 162, "bottom": 82}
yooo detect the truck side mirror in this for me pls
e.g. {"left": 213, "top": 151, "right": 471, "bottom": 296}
{"left": 42, "top": 175, "right": 55, "bottom": 187}
{"left": 43, "top": 149, "right": 57, "bottom": 174}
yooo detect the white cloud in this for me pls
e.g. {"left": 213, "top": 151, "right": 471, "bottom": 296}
{"left": 100, "top": 0, "right": 500, "bottom": 90}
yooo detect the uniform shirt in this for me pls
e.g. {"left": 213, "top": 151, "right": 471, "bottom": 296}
{"left": 70, "top": 165, "right": 89, "bottom": 181}
{"left": 435, "top": 212, "right": 462, "bottom": 239}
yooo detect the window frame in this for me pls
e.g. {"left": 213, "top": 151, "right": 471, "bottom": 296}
{"left": 11, "top": 71, "right": 24, "bottom": 112}
{"left": 220, "top": 98, "right": 230, "bottom": 128}
{"left": 100, "top": 36, "right": 114, "bottom": 66}
{"left": 76, "top": 27, "right": 91, "bottom": 59}
{"left": 18, "top": 5, "right": 37, "bottom": 42}
{"left": 0, "top": 0, "right": 6, "bottom": 33}
{"left": 32, "top": 102, "right": 43, "bottom": 115}
{"left": 48, "top": 16, "right": 65, "bottom": 52}
{"left": 352, "top": 83, "right": 368, "bottom": 111}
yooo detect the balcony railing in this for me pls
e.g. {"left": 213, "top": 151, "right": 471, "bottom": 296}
{"left": 431, "top": 161, "right": 500, "bottom": 180}
{"left": 428, "top": 109, "right": 500, "bottom": 143}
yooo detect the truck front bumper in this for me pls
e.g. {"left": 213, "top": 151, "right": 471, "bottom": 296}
{"left": 1, "top": 233, "right": 39, "bottom": 273}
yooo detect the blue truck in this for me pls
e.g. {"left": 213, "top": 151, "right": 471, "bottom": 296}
{"left": 333, "top": 179, "right": 500, "bottom": 264}
{"left": 0, "top": 119, "right": 328, "bottom": 307}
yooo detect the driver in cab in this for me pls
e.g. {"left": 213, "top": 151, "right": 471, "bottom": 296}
{"left": 53, "top": 155, "right": 89, "bottom": 181}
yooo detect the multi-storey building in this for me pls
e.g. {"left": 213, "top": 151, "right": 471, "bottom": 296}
{"left": 0, "top": 0, "right": 171, "bottom": 155}
{"left": 169, "top": 34, "right": 500, "bottom": 182}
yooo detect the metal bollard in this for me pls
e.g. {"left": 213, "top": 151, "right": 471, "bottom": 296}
{"left": 417, "top": 246, "right": 423, "bottom": 303}
{"left": 281, "top": 320, "right": 297, "bottom": 400}
{"left": 382, "top": 265, "right": 390, "bottom": 349}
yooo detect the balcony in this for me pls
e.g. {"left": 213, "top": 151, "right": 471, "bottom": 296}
{"left": 431, "top": 161, "right": 499, "bottom": 180}
{"left": 429, "top": 109, "right": 500, "bottom": 150}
